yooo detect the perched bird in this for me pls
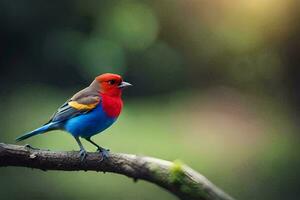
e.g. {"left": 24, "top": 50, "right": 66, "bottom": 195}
{"left": 16, "top": 73, "right": 132, "bottom": 160}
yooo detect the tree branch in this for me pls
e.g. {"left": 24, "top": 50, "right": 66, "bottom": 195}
{"left": 0, "top": 143, "right": 235, "bottom": 200}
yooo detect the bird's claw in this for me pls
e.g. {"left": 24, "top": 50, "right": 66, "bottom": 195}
{"left": 79, "top": 149, "right": 87, "bottom": 161}
{"left": 97, "top": 147, "right": 110, "bottom": 160}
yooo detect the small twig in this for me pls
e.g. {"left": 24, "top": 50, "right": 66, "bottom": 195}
{"left": 0, "top": 143, "right": 235, "bottom": 200}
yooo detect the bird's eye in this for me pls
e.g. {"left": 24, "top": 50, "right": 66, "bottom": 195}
{"left": 108, "top": 80, "right": 116, "bottom": 85}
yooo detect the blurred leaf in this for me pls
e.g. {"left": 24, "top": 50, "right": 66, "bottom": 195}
{"left": 79, "top": 37, "right": 126, "bottom": 77}
{"left": 100, "top": 1, "right": 159, "bottom": 51}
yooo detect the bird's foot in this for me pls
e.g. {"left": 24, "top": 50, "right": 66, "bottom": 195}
{"left": 79, "top": 149, "right": 87, "bottom": 161}
{"left": 97, "top": 147, "right": 110, "bottom": 161}
{"left": 24, "top": 144, "right": 40, "bottom": 150}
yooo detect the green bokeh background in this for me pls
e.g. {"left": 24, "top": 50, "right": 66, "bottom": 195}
{"left": 1, "top": 0, "right": 300, "bottom": 200}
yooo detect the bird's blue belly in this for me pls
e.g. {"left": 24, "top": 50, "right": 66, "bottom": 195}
{"left": 64, "top": 105, "right": 117, "bottom": 138}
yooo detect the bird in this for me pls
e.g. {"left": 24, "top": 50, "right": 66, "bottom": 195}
{"left": 16, "top": 73, "right": 132, "bottom": 160}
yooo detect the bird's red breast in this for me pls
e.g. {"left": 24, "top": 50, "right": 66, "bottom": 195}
{"left": 101, "top": 94, "right": 123, "bottom": 118}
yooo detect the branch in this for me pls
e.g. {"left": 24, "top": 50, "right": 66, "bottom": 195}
{"left": 0, "top": 143, "right": 235, "bottom": 200}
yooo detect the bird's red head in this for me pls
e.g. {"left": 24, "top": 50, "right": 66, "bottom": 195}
{"left": 95, "top": 73, "right": 132, "bottom": 97}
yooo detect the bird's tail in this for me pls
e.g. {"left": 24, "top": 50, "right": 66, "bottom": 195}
{"left": 16, "top": 123, "right": 57, "bottom": 142}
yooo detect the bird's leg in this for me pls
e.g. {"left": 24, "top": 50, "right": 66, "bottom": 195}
{"left": 85, "top": 137, "right": 109, "bottom": 151}
{"left": 74, "top": 137, "right": 87, "bottom": 161}
{"left": 85, "top": 137, "right": 110, "bottom": 160}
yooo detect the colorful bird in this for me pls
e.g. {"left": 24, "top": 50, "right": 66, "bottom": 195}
{"left": 16, "top": 73, "right": 132, "bottom": 160}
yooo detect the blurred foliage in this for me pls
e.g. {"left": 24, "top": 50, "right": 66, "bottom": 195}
{"left": 0, "top": 0, "right": 300, "bottom": 200}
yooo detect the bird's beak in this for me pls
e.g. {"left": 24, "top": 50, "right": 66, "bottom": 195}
{"left": 118, "top": 81, "right": 132, "bottom": 88}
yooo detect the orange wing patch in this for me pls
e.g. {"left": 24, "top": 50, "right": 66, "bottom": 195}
{"left": 68, "top": 101, "right": 99, "bottom": 110}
